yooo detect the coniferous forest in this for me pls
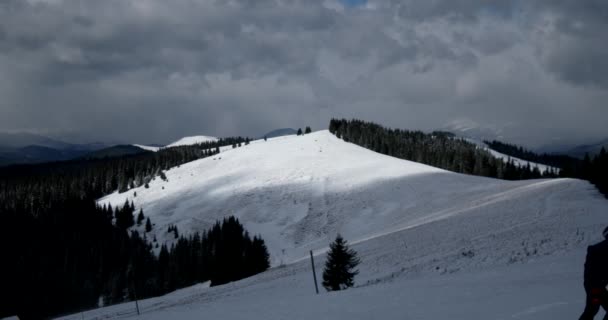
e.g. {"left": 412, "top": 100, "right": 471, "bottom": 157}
{"left": 485, "top": 140, "right": 608, "bottom": 197}
{"left": 0, "top": 138, "right": 269, "bottom": 319}
{"left": 329, "top": 119, "right": 608, "bottom": 198}
{"left": 329, "top": 119, "right": 558, "bottom": 180}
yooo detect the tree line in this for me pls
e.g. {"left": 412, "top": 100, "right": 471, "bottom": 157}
{"left": 0, "top": 136, "right": 271, "bottom": 319}
{"left": 486, "top": 140, "right": 608, "bottom": 198}
{"left": 329, "top": 119, "right": 558, "bottom": 180}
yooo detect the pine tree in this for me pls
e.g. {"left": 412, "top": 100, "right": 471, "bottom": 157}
{"left": 297, "top": 128, "right": 303, "bottom": 136}
{"left": 322, "top": 234, "right": 360, "bottom": 291}
{"left": 145, "top": 217, "right": 152, "bottom": 232}
{"left": 305, "top": 126, "right": 311, "bottom": 134}
{"left": 137, "top": 209, "right": 145, "bottom": 225}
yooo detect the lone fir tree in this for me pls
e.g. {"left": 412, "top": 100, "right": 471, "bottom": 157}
{"left": 322, "top": 234, "right": 360, "bottom": 291}
{"left": 137, "top": 209, "right": 145, "bottom": 225}
{"left": 145, "top": 217, "right": 152, "bottom": 232}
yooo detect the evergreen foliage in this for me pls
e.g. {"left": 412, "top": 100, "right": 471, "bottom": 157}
{"left": 485, "top": 140, "right": 579, "bottom": 168}
{"left": 0, "top": 136, "right": 262, "bottom": 319}
{"left": 485, "top": 142, "right": 608, "bottom": 198}
{"left": 137, "top": 209, "right": 145, "bottom": 225}
{"left": 329, "top": 119, "right": 557, "bottom": 180}
{"left": 297, "top": 128, "right": 303, "bottom": 136}
{"left": 305, "top": 126, "right": 312, "bottom": 134}
{"left": 329, "top": 119, "right": 608, "bottom": 198}
{"left": 145, "top": 217, "right": 152, "bottom": 233}
{"left": 322, "top": 234, "right": 360, "bottom": 291}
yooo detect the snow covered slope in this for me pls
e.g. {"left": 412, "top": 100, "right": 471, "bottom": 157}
{"left": 133, "top": 144, "right": 161, "bottom": 152}
{"left": 100, "top": 131, "right": 602, "bottom": 264}
{"left": 131, "top": 136, "right": 218, "bottom": 152}
{"left": 78, "top": 130, "right": 608, "bottom": 319}
{"left": 165, "top": 135, "right": 218, "bottom": 148}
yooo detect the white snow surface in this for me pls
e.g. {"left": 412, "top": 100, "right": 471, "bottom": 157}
{"left": 85, "top": 130, "right": 608, "bottom": 320}
{"left": 132, "top": 144, "right": 161, "bottom": 152}
{"left": 165, "top": 135, "right": 218, "bottom": 148}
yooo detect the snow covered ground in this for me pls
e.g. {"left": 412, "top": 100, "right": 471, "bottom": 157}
{"left": 132, "top": 144, "right": 161, "bottom": 152}
{"left": 132, "top": 135, "right": 218, "bottom": 152}
{"left": 59, "top": 251, "right": 600, "bottom": 320}
{"left": 164, "top": 135, "right": 218, "bottom": 148}
{"left": 82, "top": 130, "right": 608, "bottom": 320}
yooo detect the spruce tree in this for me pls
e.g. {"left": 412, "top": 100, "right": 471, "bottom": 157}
{"left": 297, "top": 128, "right": 303, "bottom": 136}
{"left": 305, "top": 126, "right": 311, "bottom": 134}
{"left": 322, "top": 234, "right": 360, "bottom": 291}
{"left": 145, "top": 217, "right": 152, "bottom": 232}
{"left": 137, "top": 209, "right": 145, "bottom": 225}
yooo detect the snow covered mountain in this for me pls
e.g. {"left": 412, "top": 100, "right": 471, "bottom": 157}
{"left": 131, "top": 135, "right": 218, "bottom": 152}
{"left": 85, "top": 130, "right": 607, "bottom": 320}
{"left": 165, "top": 135, "right": 218, "bottom": 148}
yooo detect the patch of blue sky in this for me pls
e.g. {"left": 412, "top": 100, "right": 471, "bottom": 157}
{"left": 340, "top": 0, "right": 367, "bottom": 7}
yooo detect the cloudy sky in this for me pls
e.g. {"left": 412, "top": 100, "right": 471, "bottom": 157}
{"left": 1, "top": 0, "right": 607, "bottom": 147}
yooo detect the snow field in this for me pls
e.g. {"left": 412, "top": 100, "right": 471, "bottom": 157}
{"left": 84, "top": 130, "right": 608, "bottom": 320}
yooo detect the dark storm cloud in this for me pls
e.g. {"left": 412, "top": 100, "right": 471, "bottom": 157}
{"left": 0, "top": 0, "right": 607, "bottom": 147}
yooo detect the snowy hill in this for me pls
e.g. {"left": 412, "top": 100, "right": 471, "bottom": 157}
{"left": 131, "top": 136, "right": 218, "bottom": 152}
{"left": 87, "top": 130, "right": 608, "bottom": 320}
{"left": 133, "top": 144, "right": 161, "bottom": 152}
{"left": 165, "top": 135, "right": 218, "bottom": 148}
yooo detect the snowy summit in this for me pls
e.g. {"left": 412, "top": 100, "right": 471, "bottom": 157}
{"left": 165, "top": 135, "right": 219, "bottom": 148}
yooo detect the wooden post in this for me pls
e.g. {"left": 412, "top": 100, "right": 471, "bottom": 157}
{"left": 133, "top": 286, "right": 140, "bottom": 316}
{"left": 310, "top": 250, "right": 319, "bottom": 294}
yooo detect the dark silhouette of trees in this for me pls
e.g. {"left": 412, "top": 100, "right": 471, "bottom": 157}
{"left": 145, "top": 217, "right": 152, "bottom": 232}
{"left": 137, "top": 209, "right": 145, "bottom": 225}
{"left": 0, "top": 137, "right": 264, "bottom": 319}
{"left": 305, "top": 126, "right": 312, "bottom": 134}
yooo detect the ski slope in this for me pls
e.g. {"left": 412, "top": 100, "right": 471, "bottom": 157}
{"left": 88, "top": 130, "right": 608, "bottom": 320}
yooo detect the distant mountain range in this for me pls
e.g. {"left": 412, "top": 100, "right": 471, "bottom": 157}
{"left": 560, "top": 138, "right": 608, "bottom": 159}
{"left": 3, "top": 126, "right": 604, "bottom": 167}
{"left": 0, "top": 132, "right": 110, "bottom": 166}
{"left": 440, "top": 119, "right": 608, "bottom": 159}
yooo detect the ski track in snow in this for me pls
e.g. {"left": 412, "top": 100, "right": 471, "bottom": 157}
{"left": 71, "top": 130, "right": 608, "bottom": 320}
